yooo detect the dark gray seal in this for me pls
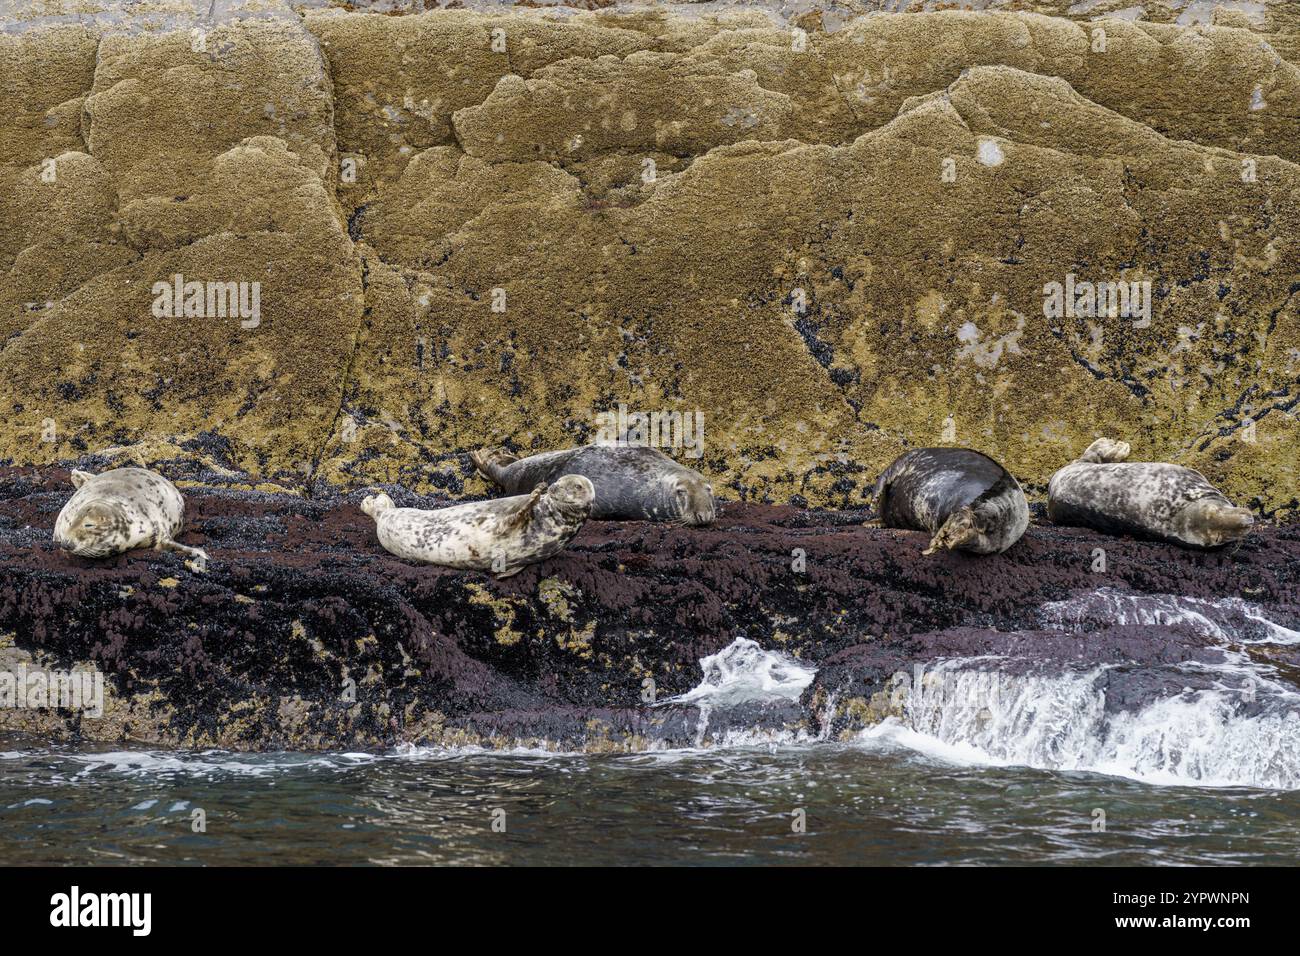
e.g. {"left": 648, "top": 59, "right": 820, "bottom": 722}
{"left": 1047, "top": 438, "right": 1253, "bottom": 549}
{"left": 872, "top": 448, "right": 1029, "bottom": 555}
{"left": 53, "top": 467, "right": 209, "bottom": 565}
{"left": 470, "top": 445, "right": 716, "bottom": 525}
{"left": 362, "top": 475, "right": 594, "bottom": 577}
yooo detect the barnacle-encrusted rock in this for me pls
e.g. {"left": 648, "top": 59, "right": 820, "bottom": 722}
{"left": 0, "top": 0, "right": 1296, "bottom": 514}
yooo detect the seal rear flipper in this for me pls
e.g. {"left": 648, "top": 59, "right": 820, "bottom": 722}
{"left": 469, "top": 447, "right": 518, "bottom": 487}
{"left": 70, "top": 469, "right": 95, "bottom": 489}
{"left": 1077, "top": 438, "right": 1131, "bottom": 464}
{"left": 157, "top": 537, "right": 210, "bottom": 569}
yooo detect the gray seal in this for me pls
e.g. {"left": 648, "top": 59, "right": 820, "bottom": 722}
{"left": 872, "top": 448, "right": 1029, "bottom": 555}
{"left": 1047, "top": 438, "right": 1253, "bottom": 548}
{"left": 470, "top": 445, "right": 716, "bottom": 525}
{"left": 361, "top": 475, "right": 595, "bottom": 577}
{"left": 53, "top": 467, "right": 209, "bottom": 564}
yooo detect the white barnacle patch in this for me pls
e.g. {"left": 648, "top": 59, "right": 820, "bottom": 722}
{"left": 720, "top": 106, "right": 761, "bottom": 129}
{"left": 976, "top": 138, "right": 1005, "bottom": 167}
{"left": 1106, "top": 5, "right": 1146, "bottom": 23}
{"left": 1250, "top": 85, "right": 1267, "bottom": 111}
{"left": 955, "top": 314, "right": 1026, "bottom": 369}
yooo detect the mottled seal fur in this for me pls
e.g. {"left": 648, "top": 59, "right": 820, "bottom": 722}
{"left": 53, "top": 467, "right": 208, "bottom": 564}
{"left": 362, "top": 475, "right": 595, "bottom": 577}
{"left": 470, "top": 445, "right": 716, "bottom": 525}
{"left": 872, "top": 448, "right": 1029, "bottom": 555}
{"left": 1048, "top": 438, "right": 1253, "bottom": 549}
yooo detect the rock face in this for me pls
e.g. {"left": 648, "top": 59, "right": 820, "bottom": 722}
{"left": 2, "top": 466, "right": 1298, "bottom": 751}
{"left": 0, "top": 0, "right": 1297, "bottom": 515}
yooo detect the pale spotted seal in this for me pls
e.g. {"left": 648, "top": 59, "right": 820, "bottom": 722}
{"left": 361, "top": 475, "right": 595, "bottom": 577}
{"left": 872, "top": 448, "right": 1029, "bottom": 555}
{"left": 1048, "top": 438, "right": 1253, "bottom": 548}
{"left": 470, "top": 445, "right": 716, "bottom": 525}
{"left": 53, "top": 467, "right": 209, "bottom": 564}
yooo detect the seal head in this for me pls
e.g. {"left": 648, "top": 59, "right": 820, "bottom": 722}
{"left": 544, "top": 474, "right": 597, "bottom": 517}
{"left": 361, "top": 493, "right": 395, "bottom": 519}
{"left": 55, "top": 499, "right": 131, "bottom": 558}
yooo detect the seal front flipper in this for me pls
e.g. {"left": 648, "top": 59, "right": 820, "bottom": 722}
{"left": 501, "top": 483, "right": 548, "bottom": 533}
{"left": 470, "top": 447, "right": 518, "bottom": 488}
{"left": 489, "top": 487, "right": 548, "bottom": 578}
{"left": 491, "top": 560, "right": 524, "bottom": 580}
{"left": 922, "top": 507, "right": 979, "bottom": 555}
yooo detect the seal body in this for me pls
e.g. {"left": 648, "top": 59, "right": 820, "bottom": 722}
{"left": 470, "top": 445, "right": 716, "bottom": 525}
{"left": 873, "top": 448, "right": 1029, "bottom": 555}
{"left": 1048, "top": 438, "right": 1253, "bottom": 548}
{"left": 362, "top": 475, "right": 595, "bottom": 577}
{"left": 54, "top": 467, "right": 208, "bottom": 564}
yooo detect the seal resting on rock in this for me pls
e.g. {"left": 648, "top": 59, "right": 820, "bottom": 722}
{"left": 53, "top": 467, "right": 208, "bottom": 564}
{"left": 1048, "top": 438, "right": 1253, "bottom": 549}
{"left": 361, "top": 475, "right": 595, "bottom": 577}
{"left": 469, "top": 445, "right": 716, "bottom": 525}
{"left": 872, "top": 448, "right": 1029, "bottom": 555}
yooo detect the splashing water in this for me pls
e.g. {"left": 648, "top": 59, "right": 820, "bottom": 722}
{"left": 862, "top": 591, "right": 1300, "bottom": 789}
{"left": 1038, "top": 588, "right": 1300, "bottom": 645}
{"left": 660, "top": 637, "right": 816, "bottom": 708}
{"left": 656, "top": 637, "right": 818, "bottom": 748}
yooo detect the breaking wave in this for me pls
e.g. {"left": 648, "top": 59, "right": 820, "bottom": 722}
{"left": 660, "top": 636, "right": 816, "bottom": 708}
{"left": 861, "top": 591, "right": 1300, "bottom": 789}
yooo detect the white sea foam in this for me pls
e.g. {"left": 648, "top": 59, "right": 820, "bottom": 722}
{"left": 660, "top": 637, "right": 816, "bottom": 708}
{"left": 1038, "top": 588, "right": 1300, "bottom": 645}
{"left": 0, "top": 747, "right": 379, "bottom": 781}
{"left": 859, "top": 591, "right": 1300, "bottom": 789}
